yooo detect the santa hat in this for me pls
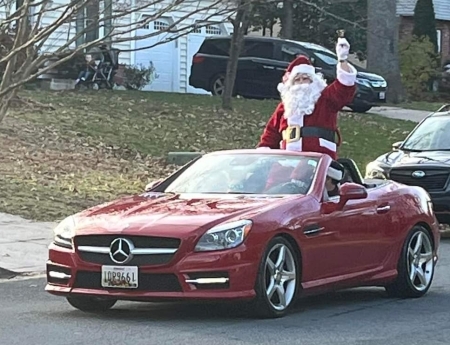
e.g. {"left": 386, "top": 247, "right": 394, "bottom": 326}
{"left": 278, "top": 55, "right": 318, "bottom": 94}
{"left": 327, "top": 161, "right": 345, "bottom": 182}
{"left": 286, "top": 55, "right": 316, "bottom": 78}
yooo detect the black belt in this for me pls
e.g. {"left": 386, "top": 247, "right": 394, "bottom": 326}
{"left": 286, "top": 126, "right": 337, "bottom": 143}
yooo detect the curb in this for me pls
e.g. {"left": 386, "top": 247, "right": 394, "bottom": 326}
{"left": 440, "top": 231, "right": 450, "bottom": 239}
{"left": 0, "top": 267, "right": 19, "bottom": 279}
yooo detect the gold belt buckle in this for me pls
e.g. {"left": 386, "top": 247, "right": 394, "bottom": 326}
{"left": 283, "top": 125, "right": 301, "bottom": 143}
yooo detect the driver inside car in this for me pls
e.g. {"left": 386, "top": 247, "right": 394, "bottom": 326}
{"left": 324, "top": 160, "right": 345, "bottom": 200}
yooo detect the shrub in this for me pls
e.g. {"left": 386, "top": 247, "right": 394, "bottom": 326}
{"left": 399, "top": 35, "right": 439, "bottom": 98}
{"left": 123, "top": 62, "right": 158, "bottom": 90}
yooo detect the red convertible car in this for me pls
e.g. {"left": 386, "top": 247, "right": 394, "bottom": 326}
{"left": 45, "top": 150, "right": 440, "bottom": 318}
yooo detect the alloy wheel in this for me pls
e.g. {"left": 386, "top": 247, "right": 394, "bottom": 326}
{"left": 212, "top": 76, "right": 225, "bottom": 95}
{"left": 407, "top": 231, "right": 434, "bottom": 291}
{"left": 264, "top": 243, "right": 297, "bottom": 311}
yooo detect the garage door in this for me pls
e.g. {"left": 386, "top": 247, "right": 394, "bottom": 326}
{"left": 134, "top": 17, "right": 177, "bottom": 92}
{"left": 187, "top": 33, "right": 210, "bottom": 94}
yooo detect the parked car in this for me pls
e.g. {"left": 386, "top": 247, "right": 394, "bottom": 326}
{"left": 189, "top": 36, "right": 387, "bottom": 113}
{"left": 46, "top": 149, "right": 439, "bottom": 318}
{"left": 365, "top": 104, "right": 450, "bottom": 225}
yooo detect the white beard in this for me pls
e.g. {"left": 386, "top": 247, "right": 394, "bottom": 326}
{"left": 280, "top": 76, "right": 327, "bottom": 119}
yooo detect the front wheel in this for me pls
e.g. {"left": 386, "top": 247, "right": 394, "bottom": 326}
{"left": 66, "top": 296, "right": 117, "bottom": 312}
{"left": 385, "top": 226, "right": 435, "bottom": 298}
{"left": 252, "top": 236, "right": 300, "bottom": 318}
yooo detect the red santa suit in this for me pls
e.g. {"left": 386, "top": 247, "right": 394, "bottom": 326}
{"left": 257, "top": 54, "right": 357, "bottom": 160}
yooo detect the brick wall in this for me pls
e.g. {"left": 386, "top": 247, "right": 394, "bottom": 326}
{"left": 399, "top": 16, "right": 450, "bottom": 64}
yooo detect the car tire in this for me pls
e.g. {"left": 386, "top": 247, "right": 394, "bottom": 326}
{"left": 252, "top": 236, "right": 300, "bottom": 318}
{"left": 384, "top": 225, "right": 435, "bottom": 298}
{"left": 210, "top": 74, "right": 237, "bottom": 97}
{"left": 66, "top": 296, "right": 117, "bottom": 312}
{"left": 349, "top": 104, "right": 372, "bottom": 113}
{"left": 210, "top": 73, "right": 226, "bottom": 96}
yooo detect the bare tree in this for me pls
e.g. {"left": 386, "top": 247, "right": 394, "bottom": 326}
{"left": 280, "top": 0, "right": 293, "bottom": 39}
{"left": 367, "top": 0, "right": 405, "bottom": 103}
{"left": 221, "top": 0, "right": 251, "bottom": 111}
{"left": 0, "top": 0, "right": 238, "bottom": 123}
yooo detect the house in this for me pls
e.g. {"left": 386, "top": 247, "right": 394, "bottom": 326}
{"left": 397, "top": 0, "right": 450, "bottom": 61}
{"left": 0, "top": 0, "right": 233, "bottom": 94}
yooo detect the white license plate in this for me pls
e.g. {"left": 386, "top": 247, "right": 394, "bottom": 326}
{"left": 379, "top": 92, "right": 386, "bottom": 99}
{"left": 101, "top": 265, "right": 138, "bottom": 289}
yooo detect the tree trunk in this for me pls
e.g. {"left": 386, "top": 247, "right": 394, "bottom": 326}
{"left": 367, "top": 0, "right": 406, "bottom": 103}
{"left": 85, "top": 0, "right": 100, "bottom": 43}
{"left": 281, "top": 0, "right": 293, "bottom": 39}
{"left": 0, "top": 0, "right": 30, "bottom": 123}
{"left": 222, "top": 0, "right": 251, "bottom": 111}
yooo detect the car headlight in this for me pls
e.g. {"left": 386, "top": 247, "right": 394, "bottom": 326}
{"left": 356, "top": 78, "right": 371, "bottom": 88}
{"left": 53, "top": 216, "right": 77, "bottom": 249}
{"left": 194, "top": 220, "right": 252, "bottom": 252}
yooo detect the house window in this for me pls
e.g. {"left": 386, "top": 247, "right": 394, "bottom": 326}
{"left": 437, "top": 29, "right": 442, "bottom": 53}
{"left": 154, "top": 20, "right": 170, "bottom": 31}
{"left": 206, "top": 25, "right": 221, "bottom": 35}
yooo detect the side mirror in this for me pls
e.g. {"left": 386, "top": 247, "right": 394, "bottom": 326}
{"left": 337, "top": 183, "right": 368, "bottom": 208}
{"left": 392, "top": 141, "right": 403, "bottom": 150}
{"left": 145, "top": 179, "right": 163, "bottom": 191}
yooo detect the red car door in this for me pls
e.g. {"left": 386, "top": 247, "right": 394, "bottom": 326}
{"left": 298, "top": 193, "right": 384, "bottom": 289}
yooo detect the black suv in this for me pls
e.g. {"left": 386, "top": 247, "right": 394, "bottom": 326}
{"left": 365, "top": 105, "right": 450, "bottom": 224}
{"left": 189, "top": 36, "right": 387, "bottom": 113}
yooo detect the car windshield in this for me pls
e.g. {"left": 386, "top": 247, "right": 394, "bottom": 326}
{"left": 402, "top": 116, "right": 450, "bottom": 151}
{"left": 298, "top": 42, "right": 339, "bottom": 66}
{"left": 164, "top": 153, "right": 320, "bottom": 195}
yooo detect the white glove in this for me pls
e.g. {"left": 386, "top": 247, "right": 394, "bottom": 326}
{"left": 336, "top": 38, "right": 350, "bottom": 61}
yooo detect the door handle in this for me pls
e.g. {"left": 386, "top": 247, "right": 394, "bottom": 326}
{"left": 376, "top": 205, "right": 391, "bottom": 214}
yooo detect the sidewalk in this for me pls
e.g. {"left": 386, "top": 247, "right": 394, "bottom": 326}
{"left": 0, "top": 213, "right": 55, "bottom": 278}
{"left": 368, "top": 106, "right": 431, "bottom": 123}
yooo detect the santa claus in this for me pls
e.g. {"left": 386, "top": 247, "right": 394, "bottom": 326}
{"left": 257, "top": 38, "right": 358, "bottom": 160}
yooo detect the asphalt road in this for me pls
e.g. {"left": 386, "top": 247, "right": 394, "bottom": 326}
{"left": 1, "top": 242, "right": 450, "bottom": 345}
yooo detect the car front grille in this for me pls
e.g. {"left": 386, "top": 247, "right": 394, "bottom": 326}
{"left": 73, "top": 271, "right": 182, "bottom": 292}
{"left": 389, "top": 169, "right": 450, "bottom": 191}
{"left": 73, "top": 235, "right": 181, "bottom": 266}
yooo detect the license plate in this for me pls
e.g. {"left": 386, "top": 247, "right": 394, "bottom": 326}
{"left": 101, "top": 265, "right": 138, "bottom": 289}
{"left": 379, "top": 92, "right": 386, "bottom": 99}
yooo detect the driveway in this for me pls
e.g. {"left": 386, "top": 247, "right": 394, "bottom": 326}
{"left": 366, "top": 106, "right": 430, "bottom": 123}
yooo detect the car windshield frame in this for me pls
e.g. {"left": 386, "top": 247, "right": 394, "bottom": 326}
{"left": 162, "top": 152, "right": 321, "bottom": 196}
{"left": 401, "top": 115, "right": 450, "bottom": 151}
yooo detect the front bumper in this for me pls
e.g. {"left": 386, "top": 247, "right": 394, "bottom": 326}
{"left": 45, "top": 242, "right": 259, "bottom": 301}
{"left": 353, "top": 84, "right": 387, "bottom": 106}
{"left": 429, "top": 194, "right": 450, "bottom": 225}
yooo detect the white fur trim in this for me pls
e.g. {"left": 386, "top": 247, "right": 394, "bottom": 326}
{"left": 336, "top": 63, "right": 357, "bottom": 86}
{"left": 285, "top": 140, "right": 302, "bottom": 152}
{"left": 319, "top": 138, "right": 337, "bottom": 152}
{"left": 327, "top": 166, "right": 343, "bottom": 181}
{"left": 291, "top": 64, "right": 315, "bottom": 77}
{"left": 256, "top": 146, "right": 271, "bottom": 150}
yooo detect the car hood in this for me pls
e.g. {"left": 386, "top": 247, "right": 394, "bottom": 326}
{"left": 356, "top": 71, "right": 385, "bottom": 81}
{"left": 73, "top": 192, "right": 290, "bottom": 237}
{"left": 376, "top": 150, "right": 450, "bottom": 167}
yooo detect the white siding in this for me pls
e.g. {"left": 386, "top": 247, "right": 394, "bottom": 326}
{"left": 397, "top": 0, "right": 450, "bottom": 21}
{"left": 36, "top": 0, "right": 77, "bottom": 53}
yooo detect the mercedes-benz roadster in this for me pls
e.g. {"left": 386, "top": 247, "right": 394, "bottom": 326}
{"left": 45, "top": 150, "right": 440, "bottom": 318}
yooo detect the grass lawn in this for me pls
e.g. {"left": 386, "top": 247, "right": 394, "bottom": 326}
{"left": 0, "top": 89, "right": 416, "bottom": 222}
